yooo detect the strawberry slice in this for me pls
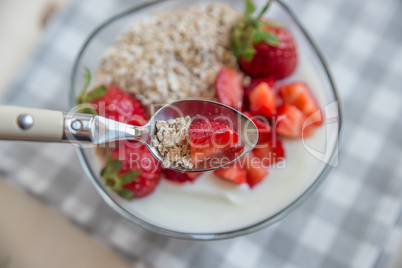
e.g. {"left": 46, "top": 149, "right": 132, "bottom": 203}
{"left": 243, "top": 76, "right": 276, "bottom": 99}
{"left": 278, "top": 82, "right": 323, "bottom": 126}
{"left": 276, "top": 104, "right": 314, "bottom": 138}
{"left": 242, "top": 152, "right": 269, "bottom": 188}
{"left": 243, "top": 111, "right": 272, "bottom": 144}
{"left": 162, "top": 168, "right": 202, "bottom": 184}
{"left": 215, "top": 67, "right": 243, "bottom": 110}
{"left": 253, "top": 137, "right": 285, "bottom": 167}
{"left": 224, "top": 141, "right": 246, "bottom": 161}
{"left": 249, "top": 82, "right": 277, "bottom": 117}
{"left": 214, "top": 162, "right": 247, "bottom": 185}
{"left": 189, "top": 121, "right": 244, "bottom": 165}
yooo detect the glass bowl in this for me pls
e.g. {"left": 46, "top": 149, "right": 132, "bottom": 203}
{"left": 70, "top": 0, "right": 343, "bottom": 240}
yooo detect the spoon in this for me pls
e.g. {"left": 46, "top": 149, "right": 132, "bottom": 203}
{"left": 0, "top": 99, "right": 258, "bottom": 172}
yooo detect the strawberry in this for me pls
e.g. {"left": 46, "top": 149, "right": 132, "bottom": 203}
{"left": 249, "top": 82, "right": 277, "bottom": 117}
{"left": 76, "top": 69, "right": 148, "bottom": 126}
{"left": 243, "top": 76, "right": 275, "bottom": 99}
{"left": 243, "top": 111, "right": 272, "bottom": 144}
{"left": 215, "top": 67, "right": 243, "bottom": 110}
{"left": 276, "top": 103, "right": 314, "bottom": 138}
{"left": 215, "top": 152, "right": 268, "bottom": 187}
{"left": 101, "top": 142, "right": 161, "bottom": 199}
{"left": 189, "top": 121, "right": 244, "bottom": 165}
{"left": 253, "top": 137, "right": 285, "bottom": 167}
{"left": 242, "top": 152, "right": 269, "bottom": 188}
{"left": 89, "top": 85, "right": 148, "bottom": 126}
{"left": 233, "top": 0, "right": 297, "bottom": 79}
{"left": 224, "top": 141, "right": 246, "bottom": 162}
{"left": 214, "top": 162, "right": 247, "bottom": 185}
{"left": 278, "top": 82, "right": 323, "bottom": 126}
{"left": 162, "top": 168, "right": 202, "bottom": 184}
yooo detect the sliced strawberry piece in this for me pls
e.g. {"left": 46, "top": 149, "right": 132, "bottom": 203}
{"left": 190, "top": 121, "right": 244, "bottom": 165}
{"left": 253, "top": 137, "right": 285, "bottom": 167}
{"left": 215, "top": 67, "right": 243, "bottom": 110}
{"left": 241, "top": 152, "right": 269, "bottom": 188}
{"left": 242, "top": 111, "right": 254, "bottom": 118}
{"left": 214, "top": 162, "right": 247, "bottom": 185}
{"left": 276, "top": 104, "right": 314, "bottom": 138}
{"left": 162, "top": 168, "right": 202, "bottom": 184}
{"left": 249, "top": 82, "right": 277, "bottom": 118}
{"left": 244, "top": 76, "right": 276, "bottom": 99}
{"left": 187, "top": 172, "right": 202, "bottom": 180}
{"left": 243, "top": 111, "right": 272, "bottom": 144}
{"left": 190, "top": 121, "right": 238, "bottom": 145}
{"left": 278, "top": 82, "right": 323, "bottom": 126}
{"left": 224, "top": 141, "right": 246, "bottom": 161}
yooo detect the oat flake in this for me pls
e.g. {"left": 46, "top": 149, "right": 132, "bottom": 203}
{"left": 153, "top": 116, "right": 193, "bottom": 169}
{"left": 94, "top": 4, "right": 241, "bottom": 110}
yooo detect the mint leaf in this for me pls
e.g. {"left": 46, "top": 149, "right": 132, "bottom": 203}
{"left": 244, "top": 0, "right": 256, "bottom": 18}
{"left": 120, "top": 170, "right": 141, "bottom": 184}
{"left": 87, "top": 85, "right": 107, "bottom": 102}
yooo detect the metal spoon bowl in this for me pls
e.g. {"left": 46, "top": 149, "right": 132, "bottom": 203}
{"left": 0, "top": 100, "right": 258, "bottom": 172}
{"left": 147, "top": 99, "right": 258, "bottom": 172}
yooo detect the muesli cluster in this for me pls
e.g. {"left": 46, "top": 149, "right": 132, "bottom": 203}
{"left": 153, "top": 116, "right": 193, "bottom": 169}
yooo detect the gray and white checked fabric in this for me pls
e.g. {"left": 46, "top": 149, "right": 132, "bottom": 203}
{"left": 1, "top": 0, "right": 401, "bottom": 267}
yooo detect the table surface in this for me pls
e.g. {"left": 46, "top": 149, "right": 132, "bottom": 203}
{"left": 0, "top": 0, "right": 67, "bottom": 95}
{"left": 0, "top": 0, "right": 131, "bottom": 267}
{"left": 0, "top": 178, "right": 130, "bottom": 268}
{"left": 1, "top": 0, "right": 402, "bottom": 267}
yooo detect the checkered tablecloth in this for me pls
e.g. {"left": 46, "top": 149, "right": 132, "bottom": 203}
{"left": 1, "top": 0, "right": 402, "bottom": 267}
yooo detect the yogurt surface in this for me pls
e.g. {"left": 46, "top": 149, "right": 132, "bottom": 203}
{"left": 118, "top": 57, "right": 338, "bottom": 234}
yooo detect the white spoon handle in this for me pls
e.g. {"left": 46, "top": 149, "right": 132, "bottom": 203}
{"left": 0, "top": 105, "right": 64, "bottom": 142}
{"left": 0, "top": 105, "right": 149, "bottom": 144}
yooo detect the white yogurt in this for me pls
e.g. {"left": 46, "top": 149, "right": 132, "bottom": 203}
{"left": 119, "top": 57, "right": 338, "bottom": 234}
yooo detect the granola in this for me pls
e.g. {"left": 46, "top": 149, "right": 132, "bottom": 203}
{"left": 94, "top": 4, "right": 241, "bottom": 109}
{"left": 153, "top": 116, "right": 193, "bottom": 169}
